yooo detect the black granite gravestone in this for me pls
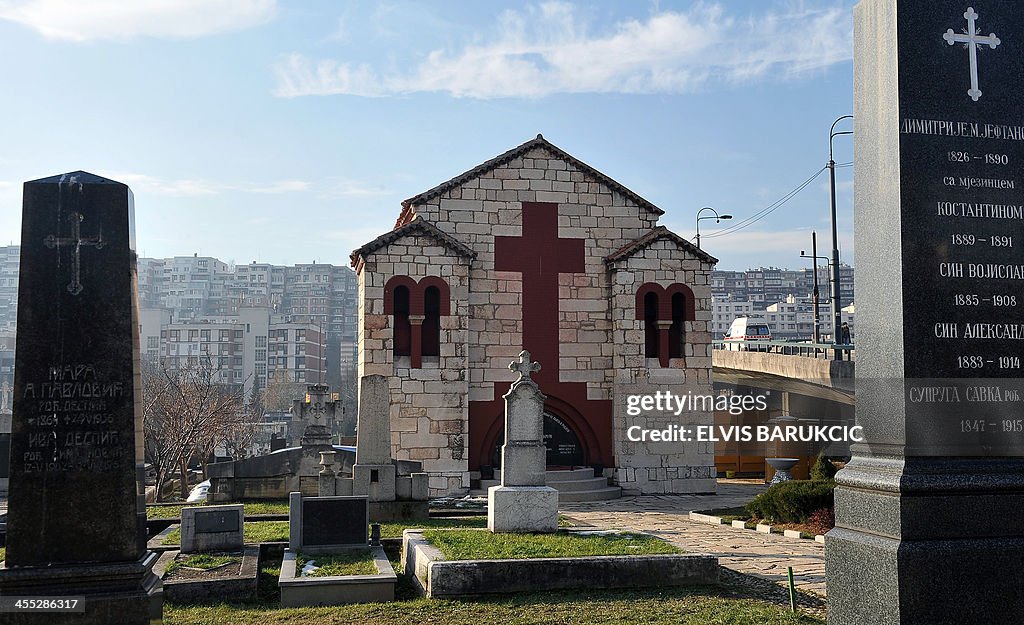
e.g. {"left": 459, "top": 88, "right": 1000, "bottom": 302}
{"left": 0, "top": 172, "right": 161, "bottom": 624}
{"left": 302, "top": 497, "right": 368, "bottom": 547}
{"left": 828, "top": 3, "right": 1024, "bottom": 624}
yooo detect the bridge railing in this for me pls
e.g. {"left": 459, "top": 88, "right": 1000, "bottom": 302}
{"left": 712, "top": 339, "right": 855, "bottom": 361}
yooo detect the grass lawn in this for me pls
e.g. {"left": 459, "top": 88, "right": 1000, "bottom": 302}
{"left": 422, "top": 529, "right": 681, "bottom": 561}
{"left": 165, "top": 586, "right": 821, "bottom": 625}
{"left": 163, "top": 548, "right": 823, "bottom": 625}
{"left": 296, "top": 550, "right": 377, "bottom": 577}
{"left": 0, "top": 547, "right": 5, "bottom": 562}
{"left": 147, "top": 500, "right": 290, "bottom": 520}
{"left": 165, "top": 553, "right": 241, "bottom": 576}
{"left": 163, "top": 521, "right": 290, "bottom": 546}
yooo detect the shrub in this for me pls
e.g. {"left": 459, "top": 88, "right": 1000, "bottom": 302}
{"left": 745, "top": 480, "right": 835, "bottom": 523}
{"left": 806, "top": 507, "right": 836, "bottom": 535}
{"left": 810, "top": 454, "right": 838, "bottom": 482}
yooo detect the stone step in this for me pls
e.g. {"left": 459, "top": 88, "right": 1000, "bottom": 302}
{"left": 479, "top": 476, "right": 612, "bottom": 493}
{"left": 557, "top": 486, "right": 623, "bottom": 502}
{"left": 544, "top": 468, "right": 599, "bottom": 482}
{"left": 542, "top": 477, "right": 612, "bottom": 492}
{"left": 493, "top": 467, "right": 596, "bottom": 482}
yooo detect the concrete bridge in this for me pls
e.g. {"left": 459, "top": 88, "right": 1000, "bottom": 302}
{"left": 711, "top": 341, "right": 855, "bottom": 405}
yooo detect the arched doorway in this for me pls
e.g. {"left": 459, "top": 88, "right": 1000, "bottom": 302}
{"left": 491, "top": 411, "right": 586, "bottom": 468}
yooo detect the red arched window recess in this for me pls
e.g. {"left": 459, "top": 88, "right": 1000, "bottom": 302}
{"left": 384, "top": 275, "right": 451, "bottom": 368}
{"left": 636, "top": 282, "right": 695, "bottom": 367}
{"left": 392, "top": 286, "right": 412, "bottom": 358}
{"left": 643, "top": 291, "right": 659, "bottom": 359}
{"left": 422, "top": 285, "right": 441, "bottom": 358}
{"left": 666, "top": 284, "right": 695, "bottom": 360}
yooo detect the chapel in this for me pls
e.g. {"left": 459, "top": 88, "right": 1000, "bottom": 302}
{"left": 351, "top": 135, "right": 717, "bottom": 496}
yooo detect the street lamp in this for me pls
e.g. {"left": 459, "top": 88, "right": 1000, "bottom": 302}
{"left": 695, "top": 207, "right": 732, "bottom": 249}
{"left": 828, "top": 115, "right": 853, "bottom": 358}
{"left": 800, "top": 231, "right": 830, "bottom": 345}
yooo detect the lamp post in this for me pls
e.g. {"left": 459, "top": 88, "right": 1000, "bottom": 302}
{"left": 801, "top": 231, "right": 830, "bottom": 345}
{"left": 695, "top": 207, "right": 732, "bottom": 249}
{"left": 828, "top": 115, "right": 853, "bottom": 358}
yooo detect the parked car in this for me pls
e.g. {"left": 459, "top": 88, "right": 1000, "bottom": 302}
{"left": 185, "top": 480, "right": 210, "bottom": 503}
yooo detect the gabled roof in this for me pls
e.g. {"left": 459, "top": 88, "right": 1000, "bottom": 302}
{"left": 400, "top": 134, "right": 665, "bottom": 217}
{"left": 350, "top": 216, "right": 477, "bottom": 267}
{"left": 604, "top": 226, "right": 718, "bottom": 266}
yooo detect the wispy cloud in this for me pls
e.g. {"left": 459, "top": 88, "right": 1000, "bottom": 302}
{"left": 250, "top": 180, "right": 309, "bottom": 194}
{"left": 274, "top": 1, "right": 851, "bottom": 99}
{"left": 101, "top": 172, "right": 310, "bottom": 197}
{"left": 697, "top": 229, "right": 853, "bottom": 258}
{"left": 322, "top": 179, "right": 392, "bottom": 198}
{"left": 0, "top": 0, "right": 277, "bottom": 42}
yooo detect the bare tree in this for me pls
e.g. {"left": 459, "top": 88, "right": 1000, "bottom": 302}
{"left": 142, "top": 359, "right": 249, "bottom": 501}
{"left": 260, "top": 369, "right": 306, "bottom": 412}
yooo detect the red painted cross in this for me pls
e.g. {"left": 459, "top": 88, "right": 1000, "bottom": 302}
{"left": 494, "top": 202, "right": 585, "bottom": 386}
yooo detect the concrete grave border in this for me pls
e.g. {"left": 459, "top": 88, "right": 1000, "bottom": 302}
{"left": 401, "top": 528, "right": 719, "bottom": 599}
{"left": 154, "top": 544, "right": 260, "bottom": 603}
{"left": 278, "top": 546, "right": 396, "bottom": 607}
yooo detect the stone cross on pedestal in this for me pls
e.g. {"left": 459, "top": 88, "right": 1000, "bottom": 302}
{"left": 487, "top": 350, "right": 558, "bottom": 533}
{"left": 943, "top": 6, "right": 1001, "bottom": 101}
{"left": 509, "top": 351, "right": 541, "bottom": 382}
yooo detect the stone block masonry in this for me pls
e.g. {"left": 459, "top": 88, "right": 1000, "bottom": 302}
{"left": 352, "top": 136, "right": 716, "bottom": 496}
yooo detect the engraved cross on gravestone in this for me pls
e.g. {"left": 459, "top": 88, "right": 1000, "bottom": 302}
{"left": 43, "top": 210, "right": 105, "bottom": 295}
{"left": 943, "top": 6, "right": 1001, "bottom": 101}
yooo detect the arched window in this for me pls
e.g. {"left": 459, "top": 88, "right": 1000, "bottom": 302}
{"left": 644, "top": 291, "right": 659, "bottom": 359}
{"left": 422, "top": 285, "right": 441, "bottom": 357}
{"left": 384, "top": 275, "right": 452, "bottom": 369}
{"left": 393, "top": 285, "right": 411, "bottom": 358}
{"left": 637, "top": 282, "right": 696, "bottom": 368}
{"left": 669, "top": 292, "right": 685, "bottom": 359}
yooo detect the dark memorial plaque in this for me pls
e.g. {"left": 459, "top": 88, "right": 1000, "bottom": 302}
{"left": 195, "top": 510, "right": 240, "bottom": 534}
{"left": 0, "top": 172, "right": 161, "bottom": 624}
{"left": 828, "top": 3, "right": 1024, "bottom": 624}
{"left": 895, "top": 2, "right": 1024, "bottom": 455}
{"left": 302, "top": 497, "right": 368, "bottom": 547}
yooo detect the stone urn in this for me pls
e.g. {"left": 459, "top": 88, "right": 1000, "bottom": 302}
{"left": 766, "top": 457, "right": 800, "bottom": 485}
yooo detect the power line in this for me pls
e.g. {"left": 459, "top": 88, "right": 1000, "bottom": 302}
{"left": 701, "top": 165, "right": 828, "bottom": 239}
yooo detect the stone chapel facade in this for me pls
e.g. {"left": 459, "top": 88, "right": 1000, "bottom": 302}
{"left": 351, "top": 135, "right": 717, "bottom": 496}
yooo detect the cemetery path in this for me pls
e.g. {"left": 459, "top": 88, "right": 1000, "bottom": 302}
{"left": 560, "top": 483, "right": 827, "bottom": 598}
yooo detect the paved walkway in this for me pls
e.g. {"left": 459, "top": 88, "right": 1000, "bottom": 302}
{"left": 560, "top": 482, "right": 827, "bottom": 597}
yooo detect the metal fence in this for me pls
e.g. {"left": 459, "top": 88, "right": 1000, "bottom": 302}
{"left": 712, "top": 339, "right": 855, "bottom": 360}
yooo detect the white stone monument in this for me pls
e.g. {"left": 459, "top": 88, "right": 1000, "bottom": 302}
{"left": 487, "top": 351, "right": 558, "bottom": 533}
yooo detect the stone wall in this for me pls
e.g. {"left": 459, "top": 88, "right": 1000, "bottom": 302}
{"left": 608, "top": 238, "right": 717, "bottom": 493}
{"left": 358, "top": 233, "right": 470, "bottom": 495}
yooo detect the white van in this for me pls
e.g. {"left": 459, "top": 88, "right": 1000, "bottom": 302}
{"left": 724, "top": 317, "right": 772, "bottom": 350}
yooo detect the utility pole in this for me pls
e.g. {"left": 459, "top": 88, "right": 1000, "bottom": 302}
{"left": 800, "top": 233, "right": 829, "bottom": 345}
{"left": 829, "top": 115, "right": 853, "bottom": 359}
{"left": 811, "top": 232, "right": 820, "bottom": 344}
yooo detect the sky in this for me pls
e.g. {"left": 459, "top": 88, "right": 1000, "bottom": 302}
{"left": 0, "top": 0, "right": 856, "bottom": 271}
